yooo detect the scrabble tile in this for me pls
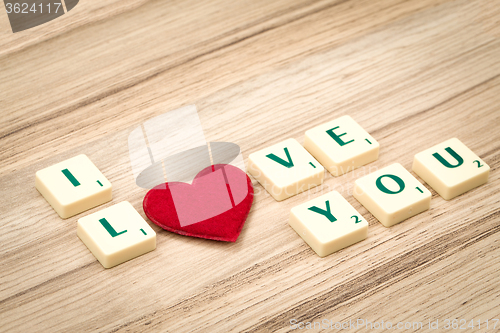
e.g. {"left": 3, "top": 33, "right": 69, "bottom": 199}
{"left": 289, "top": 191, "right": 368, "bottom": 257}
{"left": 35, "top": 154, "right": 112, "bottom": 219}
{"left": 77, "top": 201, "right": 156, "bottom": 268}
{"left": 248, "top": 138, "right": 324, "bottom": 201}
{"left": 412, "top": 138, "right": 490, "bottom": 200}
{"left": 353, "top": 163, "right": 431, "bottom": 227}
{"left": 304, "top": 115, "right": 379, "bottom": 176}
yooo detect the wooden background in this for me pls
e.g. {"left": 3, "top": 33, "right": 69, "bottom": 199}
{"left": 1, "top": 0, "right": 499, "bottom": 331}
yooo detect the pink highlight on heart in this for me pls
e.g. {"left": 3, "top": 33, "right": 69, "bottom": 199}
{"left": 171, "top": 167, "right": 233, "bottom": 227}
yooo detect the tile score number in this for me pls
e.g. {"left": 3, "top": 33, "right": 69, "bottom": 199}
{"left": 5, "top": 3, "right": 62, "bottom": 14}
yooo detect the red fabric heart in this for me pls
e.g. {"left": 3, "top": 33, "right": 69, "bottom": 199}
{"left": 143, "top": 164, "right": 253, "bottom": 242}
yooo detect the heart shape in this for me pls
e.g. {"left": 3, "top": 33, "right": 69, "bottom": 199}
{"left": 143, "top": 164, "right": 253, "bottom": 242}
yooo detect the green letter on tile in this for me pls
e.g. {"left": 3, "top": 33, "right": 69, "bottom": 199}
{"left": 99, "top": 218, "right": 127, "bottom": 237}
{"left": 326, "top": 126, "right": 354, "bottom": 146}
{"left": 62, "top": 169, "right": 80, "bottom": 187}
{"left": 266, "top": 147, "right": 294, "bottom": 168}
{"left": 308, "top": 200, "right": 337, "bottom": 222}
{"left": 432, "top": 147, "right": 463, "bottom": 168}
{"left": 376, "top": 174, "right": 405, "bottom": 194}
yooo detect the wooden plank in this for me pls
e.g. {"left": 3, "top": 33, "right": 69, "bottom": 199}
{"left": 0, "top": 0, "right": 454, "bottom": 176}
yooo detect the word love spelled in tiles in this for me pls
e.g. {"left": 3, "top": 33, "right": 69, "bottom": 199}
{"left": 35, "top": 115, "right": 490, "bottom": 267}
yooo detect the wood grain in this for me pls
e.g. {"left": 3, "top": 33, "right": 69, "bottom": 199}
{"left": 1, "top": 0, "right": 499, "bottom": 332}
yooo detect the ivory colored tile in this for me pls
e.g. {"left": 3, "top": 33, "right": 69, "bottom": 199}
{"left": 304, "top": 115, "right": 379, "bottom": 176}
{"left": 412, "top": 138, "right": 490, "bottom": 200}
{"left": 353, "top": 163, "right": 431, "bottom": 227}
{"left": 35, "top": 154, "right": 112, "bottom": 219}
{"left": 289, "top": 191, "right": 368, "bottom": 257}
{"left": 248, "top": 138, "right": 324, "bottom": 201}
{"left": 77, "top": 201, "right": 156, "bottom": 268}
